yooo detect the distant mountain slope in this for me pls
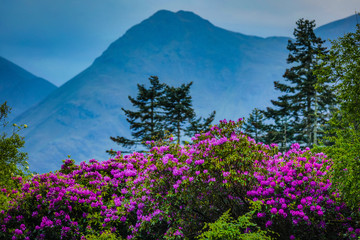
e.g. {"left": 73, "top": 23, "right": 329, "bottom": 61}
{"left": 0, "top": 56, "right": 57, "bottom": 120}
{"left": 14, "top": 10, "right": 357, "bottom": 173}
{"left": 14, "top": 10, "right": 290, "bottom": 173}
{"left": 315, "top": 14, "right": 359, "bottom": 41}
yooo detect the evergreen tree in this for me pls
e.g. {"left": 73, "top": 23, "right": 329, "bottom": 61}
{"left": 110, "top": 77, "right": 216, "bottom": 150}
{"left": 243, "top": 108, "right": 267, "bottom": 143}
{"left": 110, "top": 76, "right": 165, "bottom": 151}
{"left": 265, "top": 18, "right": 335, "bottom": 149}
{"left": 263, "top": 95, "right": 294, "bottom": 151}
{"left": 161, "top": 82, "right": 195, "bottom": 144}
{"left": 185, "top": 110, "right": 216, "bottom": 138}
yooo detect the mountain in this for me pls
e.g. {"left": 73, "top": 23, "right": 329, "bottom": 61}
{"left": 13, "top": 10, "right": 357, "bottom": 173}
{"left": 0, "top": 56, "right": 57, "bottom": 120}
{"left": 315, "top": 14, "right": 359, "bottom": 41}
{"left": 14, "top": 10, "right": 290, "bottom": 173}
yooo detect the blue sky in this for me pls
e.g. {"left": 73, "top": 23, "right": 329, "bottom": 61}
{"left": 1, "top": 0, "right": 359, "bottom": 86}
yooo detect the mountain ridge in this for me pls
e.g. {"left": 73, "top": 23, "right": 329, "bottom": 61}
{"left": 0, "top": 56, "right": 57, "bottom": 120}
{"left": 315, "top": 14, "right": 359, "bottom": 41}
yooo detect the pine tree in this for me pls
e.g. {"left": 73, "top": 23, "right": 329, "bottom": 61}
{"left": 243, "top": 108, "right": 267, "bottom": 143}
{"left": 185, "top": 110, "right": 216, "bottom": 138}
{"left": 161, "top": 82, "right": 195, "bottom": 144}
{"left": 110, "top": 76, "right": 166, "bottom": 151}
{"left": 265, "top": 18, "right": 335, "bottom": 149}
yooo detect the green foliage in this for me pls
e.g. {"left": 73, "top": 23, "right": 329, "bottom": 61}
{"left": 263, "top": 97, "right": 293, "bottom": 151}
{"left": 185, "top": 110, "right": 216, "bottom": 140}
{"left": 264, "top": 18, "right": 335, "bottom": 150}
{"left": 315, "top": 23, "right": 360, "bottom": 210}
{"left": 109, "top": 76, "right": 166, "bottom": 152}
{"left": 243, "top": 108, "right": 267, "bottom": 143}
{"left": 197, "top": 201, "right": 273, "bottom": 240}
{"left": 111, "top": 76, "right": 216, "bottom": 150}
{"left": 0, "top": 101, "right": 30, "bottom": 209}
{"left": 86, "top": 230, "right": 124, "bottom": 240}
{"left": 160, "top": 81, "right": 195, "bottom": 144}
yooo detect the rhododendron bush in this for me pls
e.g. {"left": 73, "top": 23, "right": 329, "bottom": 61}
{"left": 0, "top": 119, "right": 359, "bottom": 240}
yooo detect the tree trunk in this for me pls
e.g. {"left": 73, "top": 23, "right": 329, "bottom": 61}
{"left": 313, "top": 93, "right": 318, "bottom": 146}
{"left": 177, "top": 120, "right": 180, "bottom": 144}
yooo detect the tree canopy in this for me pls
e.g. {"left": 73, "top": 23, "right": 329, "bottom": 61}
{"left": 315, "top": 23, "right": 360, "bottom": 209}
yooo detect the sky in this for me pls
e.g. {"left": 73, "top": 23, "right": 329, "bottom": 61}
{"left": 1, "top": 0, "right": 359, "bottom": 86}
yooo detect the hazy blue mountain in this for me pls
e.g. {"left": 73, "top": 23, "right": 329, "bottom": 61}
{"left": 13, "top": 10, "right": 356, "bottom": 173}
{"left": 315, "top": 14, "right": 359, "bottom": 41}
{"left": 0, "top": 56, "right": 57, "bottom": 121}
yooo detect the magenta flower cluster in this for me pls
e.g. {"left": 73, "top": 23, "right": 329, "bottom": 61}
{"left": 0, "top": 119, "right": 359, "bottom": 240}
{"left": 247, "top": 143, "right": 360, "bottom": 238}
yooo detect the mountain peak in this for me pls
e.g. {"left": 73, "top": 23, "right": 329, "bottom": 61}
{"left": 95, "top": 9, "right": 214, "bottom": 66}
{"left": 145, "top": 9, "right": 212, "bottom": 27}
{"left": 149, "top": 9, "right": 208, "bottom": 22}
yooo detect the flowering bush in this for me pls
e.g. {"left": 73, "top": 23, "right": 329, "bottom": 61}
{"left": 0, "top": 119, "right": 359, "bottom": 240}
{"left": 248, "top": 144, "right": 359, "bottom": 239}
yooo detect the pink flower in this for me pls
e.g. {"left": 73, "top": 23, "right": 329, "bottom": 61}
{"left": 195, "top": 159, "right": 204, "bottom": 165}
{"left": 265, "top": 220, "right": 272, "bottom": 227}
{"left": 270, "top": 208, "right": 277, "bottom": 214}
{"left": 222, "top": 172, "right": 230, "bottom": 177}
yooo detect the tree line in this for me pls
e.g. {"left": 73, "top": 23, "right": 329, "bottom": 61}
{"left": 108, "top": 76, "right": 216, "bottom": 153}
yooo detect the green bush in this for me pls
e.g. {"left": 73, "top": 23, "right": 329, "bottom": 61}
{"left": 86, "top": 230, "right": 124, "bottom": 240}
{"left": 197, "top": 201, "right": 274, "bottom": 240}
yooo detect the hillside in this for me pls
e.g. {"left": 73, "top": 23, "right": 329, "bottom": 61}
{"left": 0, "top": 56, "right": 57, "bottom": 120}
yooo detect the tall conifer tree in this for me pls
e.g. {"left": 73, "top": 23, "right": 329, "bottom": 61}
{"left": 161, "top": 82, "right": 195, "bottom": 144}
{"left": 265, "top": 18, "right": 335, "bottom": 148}
{"left": 110, "top": 76, "right": 165, "bottom": 150}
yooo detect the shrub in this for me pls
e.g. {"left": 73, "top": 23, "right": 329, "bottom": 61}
{"left": 0, "top": 119, "right": 359, "bottom": 240}
{"left": 197, "top": 201, "right": 274, "bottom": 240}
{"left": 247, "top": 143, "right": 359, "bottom": 239}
